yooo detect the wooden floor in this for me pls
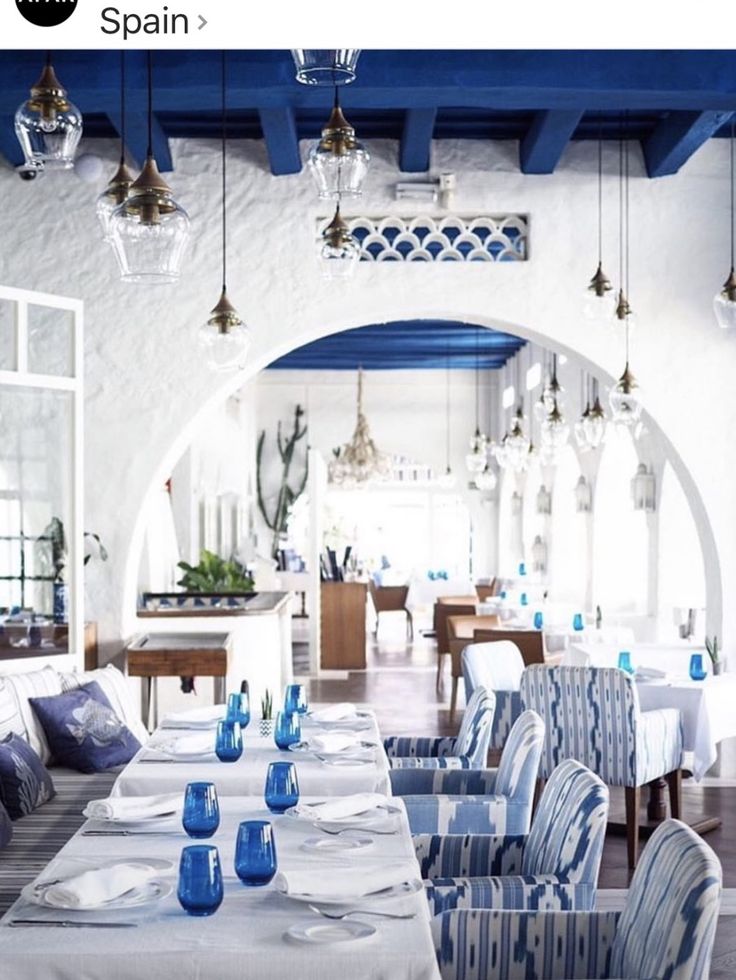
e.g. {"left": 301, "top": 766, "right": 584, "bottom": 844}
{"left": 296, "top": 611, "right": 736, "bottom": 977}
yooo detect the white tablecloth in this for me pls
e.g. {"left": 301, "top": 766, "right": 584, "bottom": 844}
{"left": 114, "top": 716, "right": 391, "bottom": 799}
{"left": 636, "top": 674, "right": 736, "bottom": 780}
{"left": 564, "top": 641, "right": 707, "bottom": 675}
{"left": 0, "top": 797, "right": 439, "bottom": 980}
{"left": 405, "top": 577, "right": 474, "bottom": 611}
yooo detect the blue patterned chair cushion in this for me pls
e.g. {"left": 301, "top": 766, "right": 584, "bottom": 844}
{"left": 0, "top": 733, "right": 55, "bottom": 819}
{"left": 389, "top": 756, "right": 472, "bottom": 770}
{"left": 0, "top": 799, "right": 11, "bottom": 849}
{"left": 29, "top": 682, "right": 141, "bottom": 774}
{"left": 462, "top": 642, "right": 525, "bottom": 750}
{"left": 425, "top": 877, "right": 592, "bottom": 914}
{"left": 390, "top": 765, "right": 499, "bottom": 797}
{"left": 520, "top": 665, "right": 682, "bottom": 786}
{"left": 384, "top": 736, "right": 458, "bottom": 759}
{"left": 414, "top": 833, "right": 525, "bottom": 878}
{"left": 404, "top": 795, "right": 532, "bottom": 835}
{"left": 490, "top": 691, "right": 522, "bottom": 751}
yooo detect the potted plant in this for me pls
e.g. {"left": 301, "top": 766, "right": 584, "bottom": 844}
{"left": 177, "top": 549, "right": 254, "bottom": 596}
{"left": 259, "top": 689, "right": 274, "bottom": 738}
{"left": 706, "top": 636, "right": 725, "bottom": 676}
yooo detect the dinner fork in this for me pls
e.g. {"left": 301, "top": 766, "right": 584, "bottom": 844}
{"left": 318, "top": 825, "right": 397, "bottom": 836}
{"left": 307, "top": 904, "right": 415, "bottom": 920}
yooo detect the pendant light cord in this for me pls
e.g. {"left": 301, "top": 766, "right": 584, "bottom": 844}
{"left": 146, "top": 51, "right": 153, "bottom": 159}
{"left": 474, "top": 328, "right": 480, "bottom": 433}
{"left": 221, "top": 50, "right": 228, "bottom": 293}
{"left": 730, "top": 119, "right": 735, "bottom": 273}
{"left": 119, "top": 51, "right": 126, "bottom": 165}
{"left": 597, "top": 119, "right": 603, "bottom": 265}
{"left": 618, "top": 128, "right": 624, "bottom": 299}
{"left": 445, "top": 337, "right": 451, "bottom": 470}
{"left": 625, "top": 116, "right": 631, "bottom": 364}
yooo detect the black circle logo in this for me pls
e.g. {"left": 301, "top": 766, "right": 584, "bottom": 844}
{"left": 16, "top": 0, "right": 78, "bottom": 28}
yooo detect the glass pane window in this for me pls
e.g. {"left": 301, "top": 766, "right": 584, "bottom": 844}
{"left": 27, "top": 304, "right": 74, "bottom": 378}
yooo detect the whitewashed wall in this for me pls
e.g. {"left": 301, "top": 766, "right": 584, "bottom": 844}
{"left": 0, "top": 134, "right": 732, "bottom": 660}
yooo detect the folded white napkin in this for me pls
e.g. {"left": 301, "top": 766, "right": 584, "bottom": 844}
{"left": 161, "top": 705, "right": 226, "bottom": 729}
{"left": 153, "top": 732, "right": 215, "bottom": 757}
{"left": 84, "top": 794, "right": 181, "bottom": 822}
{"left": 45, "top": 864, "right": 157, "bottom": 909}
{"left": 636, "top": 666, "right": 668, "bottom": 680}
{"left": 274, "top": 861, "right": 416, "bottom": 899}
{"left": 293, "top": 793, "right": 388, "bottom": 823}
{"left": 309, "top": 703, "right": 359, "bottom": 723}
{"left": 306, "top": 733, "right": 362, "bottom": 754}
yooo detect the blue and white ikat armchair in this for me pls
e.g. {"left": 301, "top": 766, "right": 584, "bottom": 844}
{"left": 415, "top": 758, "right": 609, "bottom": 914}
{"left": 520, "top": 665, "right": 682, "bottom": 867}
{"left": 383, "top": 686, "right": 495, "bottom": 770}
{"left": 431, "top": 818, "right": 721, "bottom": 980}
{"left": 462, "top": 641, "right": 525, "bottom": 750}
{"left": 390, "top": 709, "right": 544, "bottom": 835}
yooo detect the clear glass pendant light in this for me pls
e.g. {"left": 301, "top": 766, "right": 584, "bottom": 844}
{"left": 542, "top": 354, "right": 564, "bottom": 413}
{"left": 198, "top": 52, "right": 250, "bottom": 372}
{"left": 97, "top": 52, "right": 135, "bottom": 242}
{"left": 318, "top": 203, "right": 361, "bottom": 278}
{"left": 583, "top": 380, "right": 607, "bottom": 449}
{"left": 714, "top": 121, "right": 736, "bottom": 329}
{"left": 309, "top": 87, "right": 370, "bottom": 199}
{"left": 291, "top": 50, "right": 361, "bottom": 86}
{"left": 109, "top": 53, "right": 190, "bottom": 284}
{"left": 583, "top": 127, "right": 616, "bottom": 323}
{"left": 15, "top": 54, "right": 82, "bottom": 171}
{"left": 541, "top": 398, "right": 570, "bottom": 452}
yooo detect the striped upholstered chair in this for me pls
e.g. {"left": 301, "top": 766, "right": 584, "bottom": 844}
{"left": 432, "top": 819, "right": 721, "bottom": 980}
{"left": 462, "top": 641, "right": 524, "bottom": 751}
{"left": 520, "top": 665, "right": 682, "bottom": 868}
{"left": 391, "top": 710, "right": 544, "bottom": 835}
{"left": 415, "top": 758, "right": 609, "bottom": 914}
{"left": 384, "top": 686, "right": 495, "bottom": 770}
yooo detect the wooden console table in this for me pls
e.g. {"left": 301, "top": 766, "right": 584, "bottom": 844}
{"left": 126, "top": 632, "right": 232, "bottom": 731}
{"left": 320, "top": 582, "right": 367, "bottom": 670}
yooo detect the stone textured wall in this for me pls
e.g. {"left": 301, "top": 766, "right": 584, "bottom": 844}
{"left": 0, "top": 134, "right": 732, "bottom": 658}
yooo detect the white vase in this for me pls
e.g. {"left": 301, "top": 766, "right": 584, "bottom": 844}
{"left": 259, "top": 718, "right": 274, "bottom": 738}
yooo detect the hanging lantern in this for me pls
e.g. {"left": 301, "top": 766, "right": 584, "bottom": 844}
{"left": 505, "top": 409, "right": 530, "bottom": 471}
{"left": 474, "top": 465, "right": 497, "bottom": 492}
{"left": 291, "top": 50, "right": 361, "bottom": 86}
{"left": 574, "top": 401, "right": 592, "bottom": 451}
{"left": 583, "top": 391, "right": 607, "bottom": 449}
{"left": 318, "top": 204, "right": 360, "bottom": 278}
{"left": 631, "top": 463, "right": 656, "bottom": 512}
{"left": 492, "top": 435, "right": 510, "bottom": 469}
{"left": 575, "top": 475, "right": 593, "bottom": 513}
{"left": 15, "top": 60, "right": 82, "bottom": 171}
{"left": 309, "top": 90, "right": 370, "bottom": 199}
{"left": 541, "top": 398, "right": 570, "bottom": 452}
{"left": 328, "top": 370, "right": 391, "bottom": 486}
{"left": 536, "top": 484, "right": 552, "bottom": 515}
{"left": 465, "top": 428, "right": 488, "bottom": 474}
{"left": 531, "top": 534, "right": 548, "bottom": 574}
{"left": 436, "top": 466, "right": 457, "bottom": 489}
{"left": 609, "top": 362, "right": 643, "bottom": 426}
{"left": 542, "top": 356, "right": 564, "bottom": 413}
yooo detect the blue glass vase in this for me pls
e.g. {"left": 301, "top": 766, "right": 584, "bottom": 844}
{"left": 178, "top": 845, "right": 224, "bottom": 916}
{"left": 215, "top": 720, "right": 243, "bottom": 763}
{"left": 533, "top": 611, "right": 544, "bottom": 630}
{"left": 274, "top": 711, "right": 300, "bottom": 750}
{"left": 617, "top": 651, "right": 634, "bottom": 674}
{"left": 234, "top": 821, "right": 278, "bottom": 886}
{"left": 182, "top": 782, "right": 220, "bottom": 839}
{"left": 689, "top": 653, "right": 707, "bottom": 681}
{"left": 572, "top": 613, "right": 584, "bottom": 632}
{"left": 265, "top": 761, "right": 299, "bottom": 814}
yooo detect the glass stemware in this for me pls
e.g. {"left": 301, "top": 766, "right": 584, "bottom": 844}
{"left": 689, "top": 653, "right": 707, "bottom": 681}
{"left": 215, "top": 720, "right": 243, "bottom": 763}
{"left": 533, "top": 611, "right": 544, "bottom": 631}
{"left": 274, "top": 711, "right": 301, "bottom": 750}
{"left": 617, "top": 651, "right": 634, "bottom": 675}
{"left": 234, "top": 820, "right": 278, "bottom": 886}
{"left": 178, "top": 846, "right": 223, "bottom": 916}
{"left": 572, "top": 613, "right": 585, "bottom": 632}
{"left": 182, "top": 782, "right": 220, "bottom": 839}
{"left": 227, "top": 692, "right": 251, "bottom": 729}
{"left": 520, "top": 592, "right": 529, "bottom": 607}
{"left": 264, "top": 761, "right": 300, "bottom": 814}
{"left": 284, "top": 684, "right": 308, "bottom": 715}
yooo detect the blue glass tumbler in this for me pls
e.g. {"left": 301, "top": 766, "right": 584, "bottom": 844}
{"left": 265, "top": 761, "right": 299, "bottom": 814}
{"left": 284, "top": 684, "right": 308, "bottom": 715}
{"left": 177, "top": 845, "right": 224, "bottom": 916}
{"left": 572, "top": 613, "right": 585, "bottom": 632}
{"left": 227, "top": 692, "right": 251, "bottom": 729}
{"left": 234, "top": 820, "right": 278, "bottom": 886}
{"left": 617, "top": 651, "right": 634, "bottom": 675}
{"left": 215, "top": 720, "right": 243, "bottom": 763}
{"left": 274, "top": 711, "right": 301, "bottom": 750}
{"left": 533, "top": 611, "right": 544, "bottom": 630}
{"left": 518, "top": 562, "right": 527, "bottom": 577}
{"left": 182, "top": 781, "right": 220, "bottom": 839}
{"left": 689, "top": 653, "right": 707, "bottom": 681}
{"left": 520, "top": 592, "right": 529, "bottom": 607}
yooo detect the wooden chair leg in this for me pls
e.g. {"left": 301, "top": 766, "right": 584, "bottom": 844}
{"left": 666, "top": 769, "right": 682, "bottom": 820}
{"left": 436, "top": 654, "right": 443, "bottom": 693}
{"left": 449, "top": 677, "right": 459, "bottom": 725}
{"left": 625, "top": 786, "right": 641, "bottom": 869}
{"left": 374, "top": 612, "right": 380, "bottom": 638}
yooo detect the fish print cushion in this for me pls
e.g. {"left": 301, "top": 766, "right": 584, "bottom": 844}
{"left": 29, "top": 682, "right": 141, "bottom": 773}
{"left": 0, "top": 732, "right": 55, "bottom": 818}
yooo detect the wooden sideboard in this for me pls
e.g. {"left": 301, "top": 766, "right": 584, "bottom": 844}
{"left": 320, "top": 582, "right": 368, "bottom": 670}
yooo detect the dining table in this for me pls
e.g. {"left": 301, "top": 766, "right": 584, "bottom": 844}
{"left": 113, "top": 711, "right": 392, "bottom": 799}
{"left": 564, "top": 640, "right": 707, "bottom": 674}
{"left": 0, "top": 795, "right": 439, "bottom": 980}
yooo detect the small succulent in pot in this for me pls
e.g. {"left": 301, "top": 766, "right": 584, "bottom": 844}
{"left": 259, "top": 689, "right": 274, "bottom": 738}
{"left": 706, "top": 636, "right": 724, "bottom": 676}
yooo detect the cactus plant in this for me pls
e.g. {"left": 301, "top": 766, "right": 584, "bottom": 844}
{"left": 260, "top": 689, "right": 273, "bottom": 720}
{"left": 256, "top": 405, "right": 308, "bottom": 560}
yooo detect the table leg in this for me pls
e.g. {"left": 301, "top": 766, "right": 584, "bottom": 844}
{"left": 144, "top": 677, "right": 154, "bottom": 733}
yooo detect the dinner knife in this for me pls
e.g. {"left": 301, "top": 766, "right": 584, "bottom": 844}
{"left": 7, "top": 919, "right": 138, "bottom": 928}
{"left": 81, "top": 830, "right": 179, "bottom": 837}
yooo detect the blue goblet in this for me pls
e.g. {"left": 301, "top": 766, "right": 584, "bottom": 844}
{"left": 572, "top": 613, "right": 585, "bottom": 632}
{"left": 533, "top": 611, "right": 544, "bottom": 630}
{"left": 227, "top": 692, "right": 251, "bottom": 729}
{"left": 689, "top": 653, "right": 707, "bottom": 681}
{"left": 284, "top": 684, "right": 308, "bottom": 715}
{"left": 274, "top": 711, "right": 301, "bottom": 750}
{"left": 182, "top": 781, "right": 220, "bottom": 839}
{"left": 215, "top": 720, "right": 243, "bottom": 763}
{"left": 618, "top": 651, "right": 634, "bottom": 675}
{"left": 177, "top": 845, "right": 224, "bottom": 916}
{"left": 234, "top": 820, "right": 278, "bottom": 886}
{"left": 265, "top": 761, "right": 299, "bottom": 814}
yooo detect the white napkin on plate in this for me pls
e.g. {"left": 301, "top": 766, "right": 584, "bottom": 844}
{"left": 274, "top": 861, "right": 416, "bottom": 899}
{"left": 309, "top": 703, "right": 360, "bottom": 723}
{"left": 293, "top": 793, "right": 388, "bottom": 822}
{"left": 636, "top": 666, "right": 668, "bottom": 680}
{"left": 161, "top": 705, "right": 226, "bottom": 729}
{"left": 84, "top": 794, "right": 181, "bottom": 822}
{"left": 306, "top": 732, "right": 363, "bottom": 754}
{"left": 44, "top": 864, "right": 157, "bottom": 909}
{"left": 152, "top": 732, "right": 215, "bottom": 757}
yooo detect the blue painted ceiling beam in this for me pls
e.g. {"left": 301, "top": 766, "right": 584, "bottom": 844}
{"left": 257, "top": 107, "right": 302, "bottom": 175}
{"left": 400, "top": 108, "right": 437, "bottom": 172}
{"left": 520, "top": 110, "right": 584, "bottom": 174}
{"left": 643, "top": 109, "right": 734, "bottom": 177}
{"left": 107, "top": 110, "right": 173, "bottom": 172}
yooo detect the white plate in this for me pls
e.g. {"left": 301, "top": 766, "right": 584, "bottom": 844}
{"left": 285, "top": 920, "right": 376, "bottom": 945}
{"left": 285, "top": 803, "right": 401, "bottom": 828}
{"left": 23, "top": 860, "right": 174, "bottom": 912}
{"left": 279, "top": 878, "right": 422, "bottom": 907}
{"left": 301, "top": 836, "right": 375, "bottom": 854}
{"left": 81, "top": 806, "right": 179, "bottom": 824}
{"left": 139, "top": 751, "right": 218, "bottom": 763}
{"left": 317, "top": 755, "right": 375, "bottom": 768}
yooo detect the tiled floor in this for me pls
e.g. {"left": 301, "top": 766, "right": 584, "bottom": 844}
{"left": 295, "top": 610, "right": 736, "bottom": 977}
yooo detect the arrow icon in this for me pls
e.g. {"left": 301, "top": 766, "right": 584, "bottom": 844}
{"left": 198, "top": 14, "right": 207, "bottom": 29}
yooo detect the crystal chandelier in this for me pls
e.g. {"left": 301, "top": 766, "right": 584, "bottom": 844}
{"left": 328, "top": 369, "right": 391, "bottom": 487}
{"left": 291, "top": 50, "right": 361, "bottom": 86}
{"left": 15, "top": 55, "right": 82, "bottom": 172}
{"left": 318, "top": 204, "right": 361, "bottom": 278}
{"left": 198, "top": 52, "right": 249, "bottom": 372}
{"left": 110, "top": 54, "right": 190, "bottom": 283}
{"left": 465, "top": 328, "right": 488, "bottom": 474}
{"left": 97, "top": 52, "right": 135, "bottom": 242}
{"left": 309, "top": 88, "right": 370, "bottom": 199}
{"left": 714, "top": 121, "right": 736, "bottom": 329}
{"left": 583, "top": 131, "right": 615, "bottom": 323}
{"left": 541, "top": 398, "right": 570, "bottom": 453}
